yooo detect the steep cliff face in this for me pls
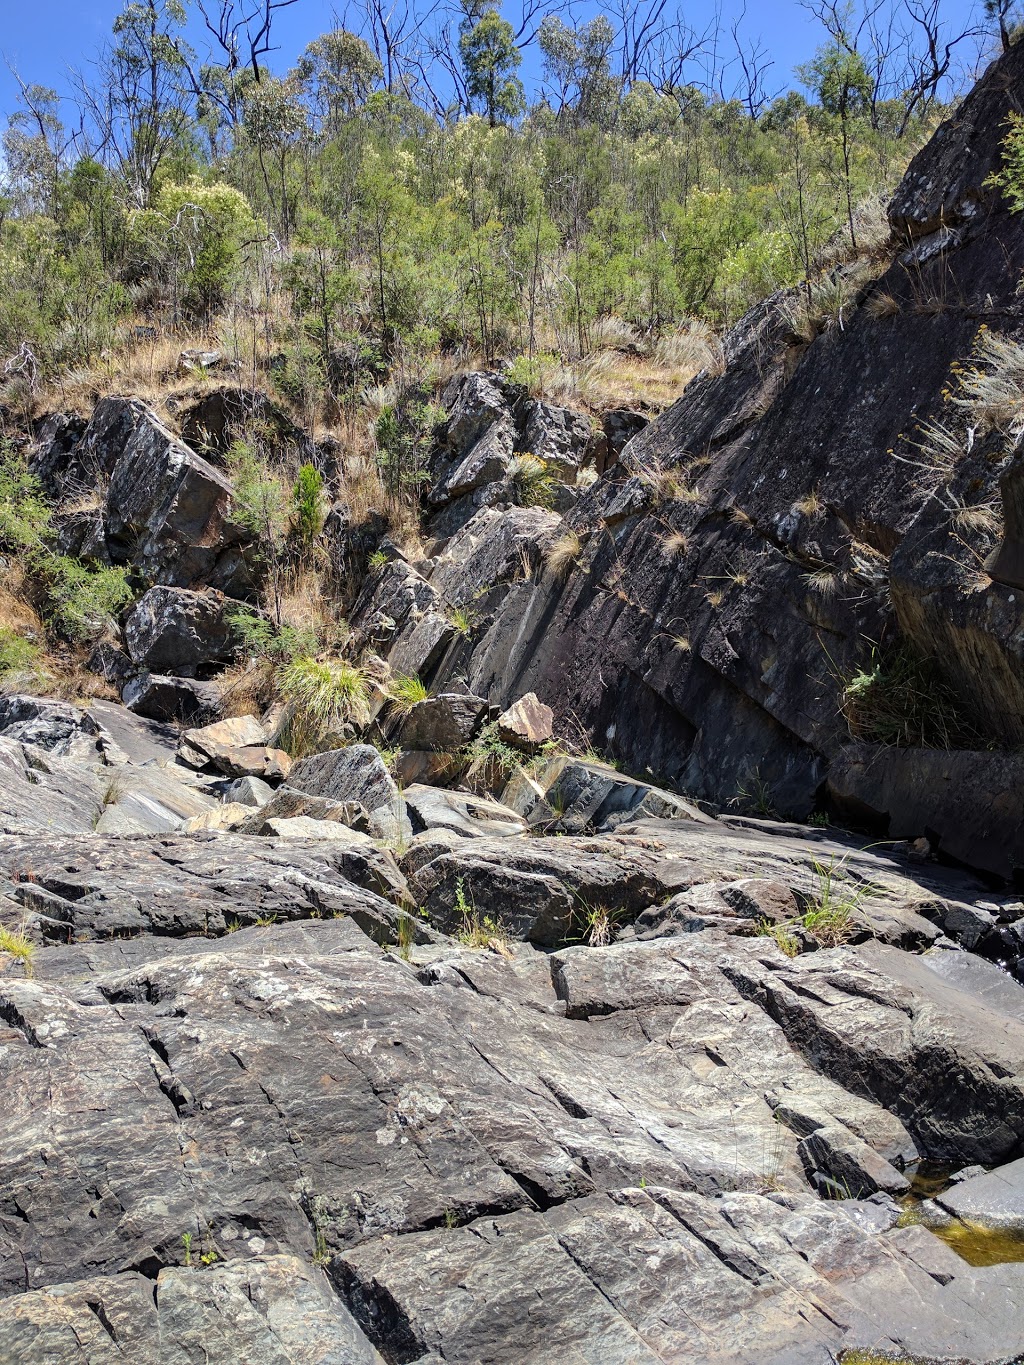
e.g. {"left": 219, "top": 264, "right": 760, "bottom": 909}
{"left": 380, "top": 43, "right": 1024, "bottom": 869}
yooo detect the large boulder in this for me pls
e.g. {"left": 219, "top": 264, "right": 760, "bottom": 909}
{"left": 514, "top": 396, "right": 593, "bottom": 479}
{"left": 82, "top": 397, "right": 252, "bottom": 593}
{"left": 287, "top": 745, "right": 411, "bottom": 843}
{"left": 122, "top": 673, "right": 221, "bottom": 725}
{"left": 396, "top": 693, "right": 488, "bottom": 752}
{"left": 123, "top": 586, "right": 239, "bottom": 678}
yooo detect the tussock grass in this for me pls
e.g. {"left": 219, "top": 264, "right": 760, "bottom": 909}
{"left": 660, "top": 531, "right": 690, "bottom": 560}
{"left": 386, "top": 674, "right": 431, "bottom": 716}
{"left": 545, "top": 529, "right": 582, "bottom": 578}
{"left": 278, "top": 656, "right": 369, "bottom": 754}
{"left": 841, "top": 643, "right": 980, "bottom": 749}
{"left": 509, "top": 453, "right": 558, "bottom": 509}
{"left": 954, "top": 330, "right": 1024, "bottom": 437}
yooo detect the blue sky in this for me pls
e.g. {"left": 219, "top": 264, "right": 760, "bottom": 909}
{"left": 0, "top": 0, "right": 993, "bottom": 121}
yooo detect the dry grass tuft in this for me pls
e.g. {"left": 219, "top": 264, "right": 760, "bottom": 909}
{"left": 805, "top": 567, "right": 841, "bottom": 598}
{"left": 545, "top": 529, "right": 582, "bottom": 578}
{"left": 659, "top": 531, "right": 690, "bottom": 560}
{"left": 794, "top": 488, "right": 823, "bottom": 517}
{"left": 953, "top": 330, "right": 1024, "bottom": 439}
{"left": 865, "top": 291, "right": 901, "bottom": 319}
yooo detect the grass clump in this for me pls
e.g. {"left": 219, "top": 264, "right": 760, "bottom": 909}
{"left": 756, "top": 855, "right": 870, "bottom": 954}
{"left": 545, "top": 529, "right": 582, "bottom": 579}
{"left": 952, "top": 328, "right": 1024, "bottom": 440}
{"left": 447, "top": 605, "right": 477, "bottom": 638}
{"left": 386, "top": 673, "right": 431, "bottom": 716}
{"left": 452, "top": 878, "right": 509, "bottom": 952}
{"left": 841, "top": 643, "right": 981, "bottom": 749}
{"left": 509, "top": 454, "right": 558, "bottom": 509}
{"left": 0, "top": 924, "right": 35, "bottom": 976}
{"left": 279, "top": 656, "right": 370, "bottom": 755}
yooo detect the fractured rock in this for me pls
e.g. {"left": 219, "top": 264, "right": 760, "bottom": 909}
{"left": 123, "top": 585, "right": 239, "bottom": 677}
{"left": 495, "top": 691, "right": 553, "bottom": 752}
{"left": 287, "top": 744, "right": 411, "bottom": 843}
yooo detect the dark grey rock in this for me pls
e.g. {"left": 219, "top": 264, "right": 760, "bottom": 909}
{"left": 123, "top": 672, "right": 222, "bottom": 724}
{"left": 396, "top": 693, "right": 487, "bottom": 752}
{"left": 287, "top": 745, "right": 411, "bottom": 842}
{"left": 124, "top": 585, "right": 239, "bottom": 677}
{"left": 828, "top": 744, "right": 1024, "bottom": 880}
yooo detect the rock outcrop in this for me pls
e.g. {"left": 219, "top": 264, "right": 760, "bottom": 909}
{"left": 339, "top": 42, "right": 1024, "bottom": 880}
{"left": 10, "top": 41, "right": 1024, "bottom": 1365}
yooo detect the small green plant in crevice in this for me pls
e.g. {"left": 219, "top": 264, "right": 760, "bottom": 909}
{"left": 447, "top": 604, "right": 477, "bottom": 638}
{"left": 0, "top": 445, "right": 131, "bottom": 644}
{"left": 443, "top": 1207, "right": 459, "bottom": 1230}
{"left": 226, "top": 606, "right": 321, "bottom": 668}
{"left": 255, "top": 913, "right": 278, "bottom": 928}
{"left": 576, "top": 901, "right": 622, "bottom": 948}
{"left": 452, "top": 877, "right": 509, "bottom": 952}
{"left": 396, "top": 912, "right": 416, "bottom": 961}
{"left": 730, "top": 767, "right": 776, "bottom": 818}
{"left": 467, "top": 722, "right": 525, "bottom": 781}
{"left": 386, "top": 673, "right": 431, "bottom": 716}
{"left": 756, "top": 918, "right": 800, "bottom": 958}
{"left": 803, "top": 855, "right": 873, "bottom": 946}
{"left": 0, "top": 924, "right": 35, "bottom": 975}
{"left": 304, "top": 1191, "right": 332, "bottom": 1266}
{"left": 840, "top": 642, "right": 981, "bottom": 749}
{"left": 181, "top": 1231, "right": 194, "bottom": 1268}
{"left": 368, "top": 548, "right": 389, "bottom": 571}
{"left": 756, "top": 854, "right": 875, "bottom": 954}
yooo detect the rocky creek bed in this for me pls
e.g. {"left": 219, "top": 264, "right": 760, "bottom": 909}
{"left": 2, "top": 695, "right": 1024, "bottom": 1364}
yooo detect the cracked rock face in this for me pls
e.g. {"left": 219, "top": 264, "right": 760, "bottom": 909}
{"left": 2, "top": 694, "right": 1024, "bottom": 1360}
{"left": 3, "top": 875, "right": 1024, "bottom": 1362}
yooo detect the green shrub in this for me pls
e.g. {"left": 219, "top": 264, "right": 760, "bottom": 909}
{"left": 0, "top": 628, "right": 42, "bottom": 684}
{"left": 226, "top": 606, "right": 319, "bottom": 666}
{"left": 0, "top": 446, "right": 130, "bottom": 643}
{"left": 43, "top": 557, "right": 132, "bottom": 642}
{"left": 292, "top": 464, "right": 326, "bottom": 550}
